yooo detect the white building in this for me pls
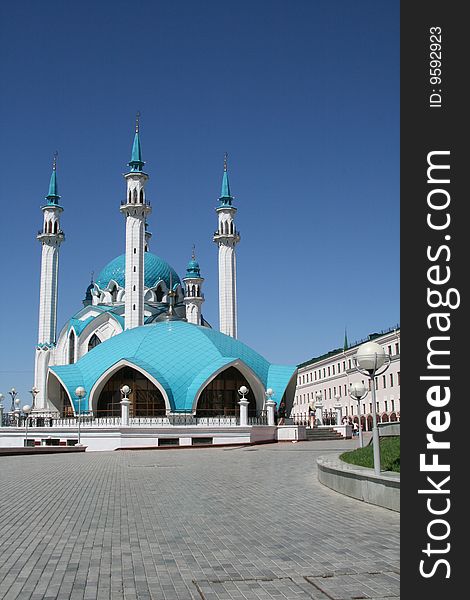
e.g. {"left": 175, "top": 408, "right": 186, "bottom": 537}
{"left": 292, "top": 327, "right": 400, "bottom": 430}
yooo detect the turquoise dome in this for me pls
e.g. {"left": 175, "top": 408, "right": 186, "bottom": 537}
{"left": 95, "top": 252, "right": 181, "bottom": 290}
{"left": 50, "top": 321, "right": 296, "bottom": 413}
{"left": 184, "top": 258, "right": 201, "bottom": 278}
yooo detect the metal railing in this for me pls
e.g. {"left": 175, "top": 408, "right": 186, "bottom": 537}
{"left": 1, "top": 411, "right": 269, "bottom": 429}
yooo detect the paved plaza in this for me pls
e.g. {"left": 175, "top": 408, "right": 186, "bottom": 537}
{"left": 0, "top": 442, "right": 399, "bottom": 600}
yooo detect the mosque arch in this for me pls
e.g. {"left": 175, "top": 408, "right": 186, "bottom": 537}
{"left": 46, "top": 371, "right": 75, "bottom": 417}
{"left": 155, "top": 285, "right": 164, "bottom": 302}
{"left": 89, "top": 359, "right": 172, "bottom": 415}
{"left": 95, "top": 366, "right": 166, "bottom": 417}
{"left": 192, "top": 361, "right": 264, "bottom": 416}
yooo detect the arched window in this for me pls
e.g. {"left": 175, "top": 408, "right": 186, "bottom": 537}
{"left": 140, "top": 189, "right": 144, "bottom": 203}
{"left": 54, "top": 221, "right": 58, "bottom": 233}
{"left": 230, "top": 221, "right": 234, "bottom": 234}
{"left": 128, "top": 190, "right": 132, "bottom": 203}
{"left": 133, "top": 188, "right": 137, "bottom": 203}
{"left": 88, "top": 333, "right": 101, "bottom": 352}
{"left": 96, "top": 366, "right": 166, "bottom": 417}
{"left": 110, "top": 285, "right": 117, "bottom": 303}
{"left": 196, "top": 366, "right": 256, "bottom": 417}
{"left": 68, "top": 330, "right": 75, "bottom": 364}
{"left": 156, "top": 286, "right": 164, "bottom": 302}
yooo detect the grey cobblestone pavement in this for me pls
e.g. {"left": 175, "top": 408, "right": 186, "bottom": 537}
{"left": 0, "top": 441, "right": 399, "bottom": 599}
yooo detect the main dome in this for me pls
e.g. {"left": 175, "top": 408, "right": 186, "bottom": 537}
{"left": 95, "top": 252, "right": 181, "bottom": 290}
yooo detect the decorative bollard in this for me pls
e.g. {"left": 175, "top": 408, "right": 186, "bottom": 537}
{"left": 238, "top": 385, "right": 249, "bottom": 426}
{"left": 120, "top": 385, "right": 131, "bottom": 426}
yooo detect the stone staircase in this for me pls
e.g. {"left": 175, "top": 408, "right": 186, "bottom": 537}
{"left": 305, "top": 427, "right": 344, "bottom": 441}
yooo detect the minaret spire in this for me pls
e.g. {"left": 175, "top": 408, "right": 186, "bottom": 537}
{"left": 213, "top": 154, "right": 240, "bottom": 338}
{"left": 121, "top": 115, "right": 151, "bottom": 329}
{"left": 183, "top": 246, "right": 205, "bottom": 325}
{"left": 34, "top": 155, "right": 65, "bottom": 410}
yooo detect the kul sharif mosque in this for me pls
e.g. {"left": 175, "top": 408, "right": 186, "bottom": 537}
{"left": 33, "top": 119, "right": 297, "bottom": 420}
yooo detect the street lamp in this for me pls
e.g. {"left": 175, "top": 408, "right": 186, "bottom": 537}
{"left": 353, "top": 341, "right": 391, "bottom": 475}
{"left": 29, "top": 387, "right": 39, "bottom": 410}
{"left": 0, "top": 393, "right": 4, "bottom": 427}
{"left": 22, "top": 405, "right": 32, "bottom": 447}
{"left": 75, "top": 386, "right": 86, "bottom": 446}
{"left": 8, "top": 388, "right": 18, "bottom": 412}
{"left": 348, "top": 382, "right": 368, "bottom": 448}
{"left": 14, "top": 398, "right": 21, "bottom": 426}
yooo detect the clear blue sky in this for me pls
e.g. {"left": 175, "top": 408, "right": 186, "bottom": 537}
{"left": 0, "top": 0, "right": 399, "bottom": 404}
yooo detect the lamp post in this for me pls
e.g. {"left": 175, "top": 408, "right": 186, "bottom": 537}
{"left": 8, "top": 388, "right": 18, "bottom": 413}
{"left": 353, "top": 341, "right": 391, "bottom": 475}
{"left": 29, "top": 387, "right": 39, "bottom": 411}
{"left": 238, "top": 385, "right": 249, "bottom": 426}
{"left": 22, "top": 405, "right": 32, "bottom": 446}
{"left": 348, "top": 382, "right": 368, "bottom": 448}
{"left": 75, "top": 386, "right": 86, "bottom": 446}
{"left": 333, "top": 394, "right": 342, "bottom": 428}
{"left": 14, "top": 398, "right": 21, "bottom": 426}
{"left": 0, "top": 393, "right": 4, "bottom": 428}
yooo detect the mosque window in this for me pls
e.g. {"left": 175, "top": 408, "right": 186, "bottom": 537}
{"left": 128, "top": 190, "right": 132, "bottom": 203}
{"left": 68, "top": 330, "right": 75, "bottom": 364}
{"left": 88, "top": 333, "right": 101, "bottom": 352}
{"left": 140, "top": 189, "right": 144, "bottom": 203}
{"left": 133, "top": 189, "right": 137, "bottom": 203}
{"left": 156, "top": 286, "right": 164, "bottom": 302}
{"left": 110, "top": 285, "right": 118, "bottom": 303}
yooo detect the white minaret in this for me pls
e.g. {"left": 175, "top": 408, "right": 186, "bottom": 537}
{"left": 183, "top": 247, "right": 205, "bottom": 325}
{"left": 34, "top": 154, "right": 65, "bottom": 410}
{"left": 213, "top": 154, "right": 240, "bottom": 338}
{"left": 120, "top": 115, "right": 151, "bottom": 330}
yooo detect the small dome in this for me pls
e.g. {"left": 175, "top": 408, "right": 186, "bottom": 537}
{"left": 95, "top": 252, "right": 181, "bottom": 290}
{"left": 185, "top": 258, "right": 201, "bottom": 278}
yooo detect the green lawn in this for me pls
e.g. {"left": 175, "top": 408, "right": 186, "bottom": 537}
{"left": 340, "top": 436, "right": 400, "bottom": 473}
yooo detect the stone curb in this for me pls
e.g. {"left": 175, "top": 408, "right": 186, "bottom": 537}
{"left": 317, "top": 452, "right": 400, "bottom": 512}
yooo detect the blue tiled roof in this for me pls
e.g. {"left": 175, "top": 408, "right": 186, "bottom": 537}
{"left": 66, "top": 306, "right": 125, "bottom": 336}
{"left": 95, "top": 252, "right": 181, "bottom": 290}
{"left": 50, "top": 321, "right": 296, "bottom": 413}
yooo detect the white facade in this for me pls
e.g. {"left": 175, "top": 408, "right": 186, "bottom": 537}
{"left": 183, "top": 275, "right": 204, "bottom": 325}
{"left": 292, "top": 327, "right": 400, "bottom": 428}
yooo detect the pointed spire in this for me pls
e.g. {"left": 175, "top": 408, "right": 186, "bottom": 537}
{"left": 45, "top": 152, "right": 60, "bottom": 203}
{"left": 128, "top": 112, "right": 145, "bottom": 172}
{"left": 343, "top": 328, "right": 349, "bottom": 351}
{"left": 219, "top": 152, "right": 233, "bottom": 206}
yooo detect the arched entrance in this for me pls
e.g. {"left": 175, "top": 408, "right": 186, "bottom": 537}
{"left": 96, "top": 366, "right": 166, "bottom": 417}
{"left": 196, "top": 366, "right": 256, "bottom": 417}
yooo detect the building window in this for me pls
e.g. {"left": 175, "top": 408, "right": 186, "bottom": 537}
{"left": 328, "top": 367, "right": 330, "bottom": 377}
{"left": 343, "top": 361, "right": 346, "bottom": 371}
{"left": 383, "top": 375, "right": 386, "bottom": 389}
{"left": 344, "top": 384, "right": 347, "bottom": 396}
{"left": 332, "top": 365, "right": 335, "bottom": 375}
{"left": 385, "top": 400, "right": 388, "bottom": 412}
{"left": 398, "top": 371, "right": 400, "bottom": 385}
{"left": 391, "top": 399, "right": 395, "bottom": 411}
{"left": 375, "top": 379, "right": 378, "bottom": 390}
{"left": 348, "top": 359, "right": 352, "bottom": 369}
{"left": 68, "top": 330, "right": 75, "bottom": 365}
{"left": 329, "top": 388, "right": 332, "bottom": 399}
{"left": 388, "top": 345, "right": 392, "bottom": 355}
{"left": 88, "top": 333, "right": 101, "bottom": 352}
{"left": 333, "top": 387, "right": 336, "bottom": 396}
{"left": 395, "top": 342, "right": 400, "bottom": 354}
{"left": 362, "top": 404, "right": 366, "bottom": 414}
{"left": 323, "top": 368, "right": 326, "bottom": 377}
{"left": 314, "top": 371, "right": 317, "bottom": 381}
{"left": 390, "top": 373, "right": 394, "bottom": 387}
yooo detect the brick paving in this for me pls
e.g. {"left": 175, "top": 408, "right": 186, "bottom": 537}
{"left": 0, "top": 442, "right": 399, "bottom": 599}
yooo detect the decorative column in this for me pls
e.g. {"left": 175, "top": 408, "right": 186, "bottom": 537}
{"left": 120, "top": 115, "right": 151, "bottom": 329}
{"left": 34, "top": 155, "right": 65, "bottom": 410}
{"left": 213, "top": 154, "right": 240, "bottom": 338}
